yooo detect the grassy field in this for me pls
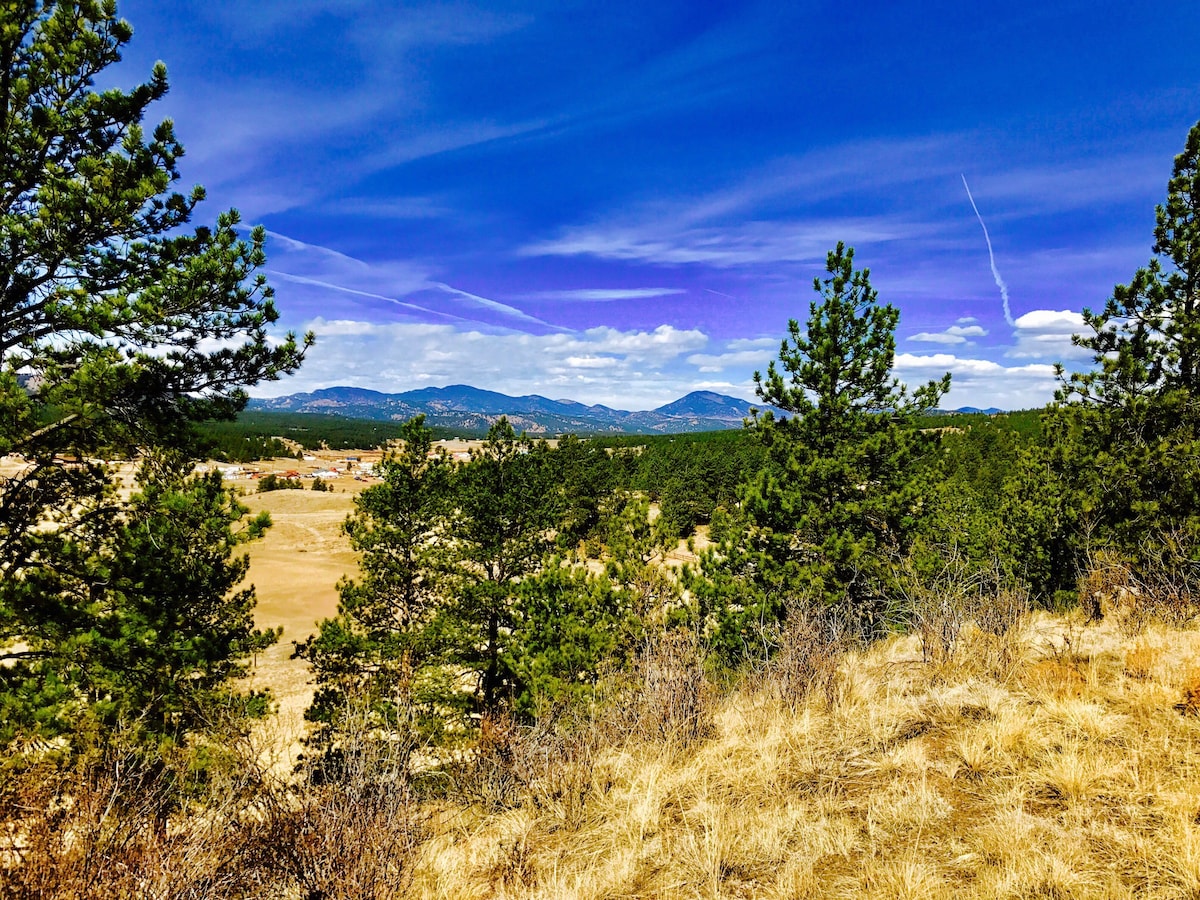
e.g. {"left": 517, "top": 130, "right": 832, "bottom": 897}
{"left": 230, "top": 457, "right": 1200, "bottom": 898}
{"left": 12, "top": 455, "right": 1200, "bottom": 897}
{"left": 405, "top": 614, "right": 1200, "bottom": 899}
{"left": 240, "top": 485, "right": 359, "bottom": 759}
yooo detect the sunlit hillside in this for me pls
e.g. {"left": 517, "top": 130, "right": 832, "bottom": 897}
{"left": 13, "top": 605, "right": 1200, "bottom": 899}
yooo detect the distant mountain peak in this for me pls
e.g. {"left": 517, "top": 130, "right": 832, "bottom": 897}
{"left": 247, "top": 385, "right": 1006, "bottom": 435}
{"left": 250, "top": 385, "right": 768, "bottom": 434}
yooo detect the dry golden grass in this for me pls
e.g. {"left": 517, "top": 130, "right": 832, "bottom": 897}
{"left": 24, "top": 465, "right": 1200, "bottom": 897}
{"left": 11, "top": 602, "right": 1200, "bottom": 897}
{"left": 401, "top": 613, "right": 1200, "bottom": 900}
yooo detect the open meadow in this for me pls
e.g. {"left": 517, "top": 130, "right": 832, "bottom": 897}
{"left": 400, "top": 613, "right": 1200, "bottom": 900}
{"left": 214, "top": 455, "right": 1200, "bottom": 898}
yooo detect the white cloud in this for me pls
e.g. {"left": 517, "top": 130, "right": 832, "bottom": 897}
{"left": 563, "top": 355, "right": 620, "bottom": 369}
{"left": 909, "top": 332, "right": 967, "bottom": 345}
{"left": 1013, "top": 309, "right": 1086, "bottom": 332}
{"left": 259, "top": 317, "right": 1070, "bottom": 412}
{"left": 1008, "top": 308, "right": 1091, "bottom": 360}
{"left": 894, "top": 352, "right": 1059, "bottom": 409}
{"left": 686, "top": 348, "right": 777, "bottom": 373}
{"left": 258, "top": 320, "right": 711, "bottom": 408}
{"left": 725, "top": 337, "right": 780, "bottom": 351}
{"left": 908, "top": 324, "right": 987, "bottom": 345}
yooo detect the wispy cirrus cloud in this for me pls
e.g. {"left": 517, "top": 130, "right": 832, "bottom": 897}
{"left": 262, "top": 230, "right": 552, "bottom": 331}
{"left": 525, "top": 288, "right": 687, "bottom": 302}
{"left": 520, "top": 216, "right": 927, "bottom": 267}
{"left": 134, "top": 2, "right": 540, "bottom": 217}
{"left": 432, "top": 282, "right": 557, "bottom": 329}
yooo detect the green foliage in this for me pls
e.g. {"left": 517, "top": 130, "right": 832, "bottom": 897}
{"left": 593, "top": 429, "right": 768, "bottom": 533}
{"left": 601, "top": 492, "right": 683, "bottom": 627}
{"left": 199, "top": 430, "right": 295, "bottom": 463}
{"left": 294, "top": 417, "right": 451, "bottom": 751}
{"left": 443, "top": 418, "right": 560, "bottom": 713}
{"left": 1035, "top": 119, "right": 1200, "bottom": 604}
{"left": 905, "top": 417, "right": 1027, "bottom": 589}
{"left": 689, "top": 244, "right": 949, "bottom": 652}
{"left": 0, "top": 457, "right": 278, "bottom": 750}
{"left": 552, "top": 432, "right": 617, "bottom": 551}
{"left": 910, "top": 408, "right": 1042, "bottom": 440}
{"left": 296, "top": 418, "right": 677, "bottom": 739}
{"left": 257, "top": 473, "right": 303, "bottom": 493}
{"left": 504, "top": 563, "right": 638, "bottom": 719}
{"left": 0, "top": 2, "right": 306, "bottom": 756}
{"left": 999, "top": 429, "right": 1080, "bottom": 604}
{"left": 311, "top": 476, "right": 330, "bottom": 492}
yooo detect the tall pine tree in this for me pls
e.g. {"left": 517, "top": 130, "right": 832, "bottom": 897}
{"left": 689, "top": 244, "right": 948, "bottom": 653}
{"left": 0, "top": 1, "right": 309, "bottom": 752}
{"left": 1042, "top": 119, "right": 1200, "bottom": 609}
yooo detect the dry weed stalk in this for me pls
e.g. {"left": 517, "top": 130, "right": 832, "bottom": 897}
{"left": 749, "top": 602, "right": 848, "bottom": 708}
{"left": 0, "top": 742, "right": 270, "bottom": 900}
{"left": 1080, "top": 532, "right": 1200, "bottom": 634}
{"left": 617, "top": 629, "right": 715, "bottom": 747}
{"left": 256, "top": 734, "right": 427, "bottom": 900}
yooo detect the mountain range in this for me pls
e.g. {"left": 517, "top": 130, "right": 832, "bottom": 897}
{"left": 247, "top": 385, "right": 1002, "bottom": 435}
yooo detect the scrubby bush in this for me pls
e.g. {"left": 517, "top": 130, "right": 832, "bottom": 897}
{"left": 257, "top": 473, "right": 304, "bottom": 492}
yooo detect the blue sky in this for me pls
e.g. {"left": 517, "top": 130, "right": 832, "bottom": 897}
{"left": 116, "top": 1, "right": 1200, "bottom": 409}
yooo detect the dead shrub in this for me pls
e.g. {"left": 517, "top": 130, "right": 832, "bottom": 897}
{"left": 0, "top": 744, "right": 268, "bottom": 900}
{"left": 485, "top": 830, "right": 538, "bottom": 893}
{"left": 757, "top": 604, "right": 847, "bottom": 707}
{"left": 1079, "top": 552, "right": 1145, "bottom": 634}
{"left": 445, "top": 705, "right": 603, "bottom": 828}
{"left": 966, "top": 585, "right": 1031, "bottom": 681}
{"left": 896, "top": 550, "right": 1027, "bottom": 668}
{"left": 618, "top": 629, "right": 715, "bottom": 747}
{"left": 975, "top": 585, "right": 1030, "bottom": 639}
{"left": 447, "top": 712, "right": 530, "bottom": 812}
{"left": 256, "top": 727, "right": 428, "bottom": 900}
{"left": 1080, "top": 535, "right": 1200, "bottom": 634}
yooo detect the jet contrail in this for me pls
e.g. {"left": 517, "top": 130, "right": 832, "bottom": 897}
{"left": 961, "top": 175, "right": 1015, "bottom": 327}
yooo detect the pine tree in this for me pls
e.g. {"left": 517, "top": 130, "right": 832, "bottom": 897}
{"left": 294, "top": 417, "right": 451, "bottom": 752}
{"left": 0, "top": 2, "right": 309, "bottom": 752}
{"left": 1045, "top": 119, "right": 1200, "bottom": 606}
{"left": 443, "top": 418, "right": 559, "bottom": 714}
{"left": 690, "top": 244, "right": 949, "bottom": 651}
